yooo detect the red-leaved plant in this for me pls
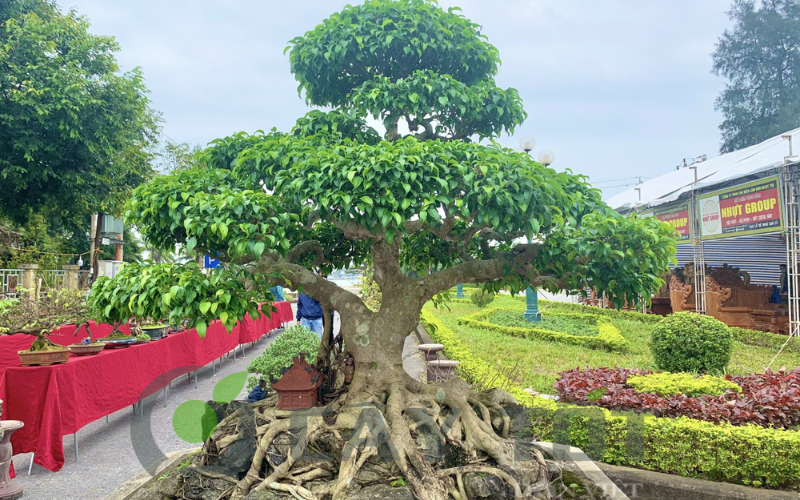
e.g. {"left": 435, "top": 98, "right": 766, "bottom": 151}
{"left": 554, "top": 366, "right": 800, "bottom": 428}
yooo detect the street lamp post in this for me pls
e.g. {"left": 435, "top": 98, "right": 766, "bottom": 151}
{"left": 518, "top": 139, "right": 555, "bottom": 322}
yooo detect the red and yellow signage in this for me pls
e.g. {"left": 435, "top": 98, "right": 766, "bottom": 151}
{"left": 698, "top": 176, "right": 783, "bottom": 240}
{"left": 649, "top": 202, "right": 690, "bottom": 241}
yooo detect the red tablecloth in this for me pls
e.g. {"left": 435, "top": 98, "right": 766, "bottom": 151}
{"left": 0, "top": 302, "right": 291, "bottom": 472}
{"left": 237, "top": 302, "right": 293, "bottom": 344}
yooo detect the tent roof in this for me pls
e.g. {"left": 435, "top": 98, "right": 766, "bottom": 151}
{"left": 605, "top": 127, "right": 800, "bottom": 211}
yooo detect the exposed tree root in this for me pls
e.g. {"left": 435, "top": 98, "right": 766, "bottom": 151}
{"left": 199, "top": 373, "right": 550, "bottom": 500}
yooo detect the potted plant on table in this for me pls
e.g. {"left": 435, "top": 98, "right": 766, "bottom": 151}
{"left": 0, "top": 289, "right": 98, "bottom": 366}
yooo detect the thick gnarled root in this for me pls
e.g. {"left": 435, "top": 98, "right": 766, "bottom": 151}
{"left": 204, "top": 379, "right": 549, "bottom": 500}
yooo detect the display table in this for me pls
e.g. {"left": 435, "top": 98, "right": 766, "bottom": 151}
{"left": 237, "top": 301, "right": 292, "bottom": 344}
{"left": 0, "top": 301, "right": 293, "bottom": 472}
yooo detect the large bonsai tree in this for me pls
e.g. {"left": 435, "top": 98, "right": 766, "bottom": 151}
{"left": 96, "top": 1, "right": 676, "bottom": 498}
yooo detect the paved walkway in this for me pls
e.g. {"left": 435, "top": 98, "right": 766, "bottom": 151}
{"left": 11, "top": 318, "right": 427, "bottom": 500}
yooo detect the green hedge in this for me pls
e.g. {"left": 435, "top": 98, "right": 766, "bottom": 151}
{"left": 730, "top": 326, "right": 800, "bottom": 354}
{"left": 420, "top": 310, "right": 800, "bottom": 490}
{"left": 458, "top": 308, "right": 629, "bottom": 352}
{"left": 513, "top": 297, "right": 664, "bottom": 324}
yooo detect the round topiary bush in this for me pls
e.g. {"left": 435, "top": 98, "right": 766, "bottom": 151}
{"left": 470, "top": 289, "right": 495, "bottom": 308}
{"left": 649, "top": 312, "right": 733, "bottom": 374}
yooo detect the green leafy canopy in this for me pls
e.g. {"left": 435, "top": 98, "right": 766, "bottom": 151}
{"left": 100, "top": 0, "right": 676, "bottom": 332}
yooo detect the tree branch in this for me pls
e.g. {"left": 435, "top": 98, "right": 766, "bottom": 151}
{"left": 417, "top": 243, "right": 544, "bottom": 302}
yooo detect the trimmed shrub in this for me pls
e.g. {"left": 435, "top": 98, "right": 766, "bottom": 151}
{"left": 246, "top": 324, "right": 320, "bottom": 389}
{"left": 730, "top": 326, "right": 800, "bottom": 353}
{"left": 421, "top": 311, "right": 800, "bottom": 490}
{"left": 650, "top": 313, "right": 733, "bottom": 374}
{"left": 513, "top": 296, "right": 664, "bottom": 324}
{"left": 470, "top": 289, "right": 495, "bottom": 308}
{"left": 459, "top": 308, "right": 629, "bottom": 352}
{"left": 626, "top": 372, "right": 741, "bottom": 397}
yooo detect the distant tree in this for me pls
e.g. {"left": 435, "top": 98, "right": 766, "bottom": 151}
{"left": 0, "top": 0, "right": 160, "bottom": 226}
{"left": 713, "top": 0, "right": 800, "bottom": 152}
{"left": 157, "top": 139, "right": 202, "bottom": 173}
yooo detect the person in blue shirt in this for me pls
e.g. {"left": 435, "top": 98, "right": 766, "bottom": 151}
{"left": 297, "top": 291, "right": 324, "bottom": 337}
{"left": 270, "top": 285, "right": 285, "bottom": 302}
{"left": 247, "top": 379, "right": 268, "bottom": 403}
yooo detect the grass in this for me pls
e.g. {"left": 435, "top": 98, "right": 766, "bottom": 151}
{"left": 488, "top": 309, "right": 599, "bottom": 337}
{"left": 424, "top": 294, "right": 800, "bottom": 395}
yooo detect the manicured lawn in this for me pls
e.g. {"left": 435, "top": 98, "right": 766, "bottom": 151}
{"left": 424, "top": 294, "right": 800, "bottom": 394}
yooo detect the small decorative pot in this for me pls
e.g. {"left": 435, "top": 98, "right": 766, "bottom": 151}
{"left": 141, "top": 325, "right": 168, "bottom": 341}
{"left": 68, "top": 343, "right": 106, "bottom": 356}
{"left": 18, "top": 349, "right": 70, "bottom": 367}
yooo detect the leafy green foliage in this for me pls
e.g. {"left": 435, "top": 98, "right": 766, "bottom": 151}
{"left": 287, "top": 0, "right": 499, "bottom": 107}
{"left": 113, "top": 0, "right": 676, "bottom": 356}
{"left": 246, "top": 325, "right": 320, "bottom": 389}
{"left": 626, "top": 372, "right": 742, "bottom": 397}
{"left": 351, "top": 70, "right": 525, "bottom": 140}
{"left": 650, "top": 313, "right": 734, "bottom": 374}
{"left": 0, "top": 1, "right": 159, "bottom": 225}
{"left": 88, "top": 262, "right": 267, "bottom": 336}
{"left": 469, "top": 289, "right": 495, "bottom": 308}
{"left": 423, "top": 309, "right": 800, "bottom": 491}
{"left": 712, "top": 0, "right": 800, "bottom": 152}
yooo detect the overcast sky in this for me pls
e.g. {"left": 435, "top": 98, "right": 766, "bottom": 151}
{"left": 56, "top": 0, "right": 734, "bottom": 198}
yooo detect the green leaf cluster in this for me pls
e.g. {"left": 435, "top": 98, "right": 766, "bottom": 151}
{"left": 350, "top": 70, "right": 525, "bottom": 140}
{"left": 246, "top": 325, "right": 320, "bottom": 390}
{"left": 88, "top": 262, "right": 267, "bottom": 337}
{"left": 287, "top": 0, "right": 499, "bottom": 107}
{"left": 469, "top": 289, "right": 495, "bottom": 308}
{"left": 626, "top": 372, "right": 742, "bottom": 397}
{"left": 650, "top": 313, "right": 734, "bottom": 375}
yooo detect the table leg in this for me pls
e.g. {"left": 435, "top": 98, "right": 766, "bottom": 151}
{"left": 106, "top": 415, "right": 109, "bottom": 423}
{"left": 233, "top": 347, "right": 237, "bottom": 361}
{"left": 164, "top": 385, "right": 168, "bottom": 408}
{"left": 212, "top": 358, "right": 216, "bottom": 374}
{"left": 242, "top": 343, "right": 246, "bottom": 357}
{"left": 194, "top": 370, "right": 198, "bottom": 389}
{"left": 28, "top": 453, "right": 35, "bottom": 475}
{"left": 74, "top": 432, "right": 79, "bottom": 462}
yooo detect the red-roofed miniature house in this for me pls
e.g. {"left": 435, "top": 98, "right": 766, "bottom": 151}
{"left": 271, "top": 353, "right": 324, "bottom": 410}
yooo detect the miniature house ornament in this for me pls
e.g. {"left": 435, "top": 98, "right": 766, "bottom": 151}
{"left": 270, "top": 353, "right": 323, "bottom": 410}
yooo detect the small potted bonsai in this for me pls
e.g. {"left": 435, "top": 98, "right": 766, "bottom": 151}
{"left": 139, "top": 318, "right": 169, "bottom": 340}
{"left": 0, "top": 289, "right": 95, "bottom": 366}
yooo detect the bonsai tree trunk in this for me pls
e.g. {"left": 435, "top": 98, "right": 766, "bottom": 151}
{"left": 229, "top": 242, "right": 550, "bottom": 500}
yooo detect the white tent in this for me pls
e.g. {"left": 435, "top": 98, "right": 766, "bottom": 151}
{"left": 606, "top": 127, "right": 800, "bottom": 211}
